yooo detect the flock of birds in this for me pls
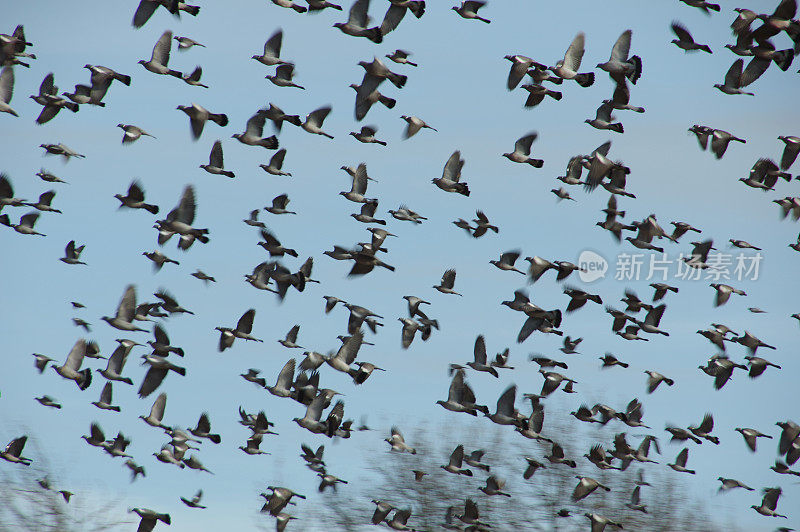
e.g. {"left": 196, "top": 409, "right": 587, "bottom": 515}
{"left": 1, "top": 0, "right": 800, "bottom": 531}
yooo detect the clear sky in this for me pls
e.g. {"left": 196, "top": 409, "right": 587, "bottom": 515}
{"left": 1, "top": 0, "right": 798, "bottom": 530}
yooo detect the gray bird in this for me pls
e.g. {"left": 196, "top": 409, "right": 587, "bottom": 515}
{"left": 181, "top": 490, "right": 206, "bottom": 509}
{"left": 453, "top": 1, "right": 490, "bottom": 23}
{"left": 118, "top": 124, "right": 156, "bottom": 144}
{"left": 715, "top": 59, "right": 754, "bottom": 95}
{"left": 401, "top": 115, "right": 436, "bottom": 139}
{"left": 265, "top": 194, "right": 296, "bottom": 215}
{"left": 34, "top": 395, "right": 61, "bottom": 409}
{"left": 140, "top": 356, "right": 185, "bottom": 398}
{"left": 433, "top": 150, "right": 470, "bottom": 196}
{"left": 549, "top": 32, "right": 594, "bottom": 87}
{"left": 252, "top": 30, "right": 291, "bottom": 66}
{"left": 751, "top": 487, "right": 787, "bottom": 518}
{"left": 40, "top": 143, "right": 85, "bottom": 160}
{"left": 503, "top": 133, "right": 543, "bottom": 167}
{"left": 596, "top": 29, "right": 642, "bottom": 85}
{"left": 83, "top": 64, "right": 131, "bottom": 104}
{"left": 216, "top": 309, "right": 262, "bottom": 351}
{"left": 266, "top": 64, "right": 305, "bottom": 90}
{"left": 434, "top": 268, "right": 461, "bottom": 296}
{"left": 334, "top": 0, "right": 383, "bottom": 43}
{"left": 350, "top": 125, "right": 386, "bottom": 146}
{"left": 102, "top": 285, "right": 146, "bottom": 332}
{"left": 182, "top": 66, "right": 208, "bottom": 88}
{"left": 177, "top": 103, "right": 228, "bottom": 140}
{"left": 92, "top": 382, "right": 120, "bottom": 412}
{"left": 778, "top": 135, "right": 800, "bottom": 171}
{"left": 200, "top": 140, "right": 235, "bottom": 178}
{"left": 1, "top": 436, "right": 31, "bottom": 466}
{"left": 668, "top": 448, "right": 695, "bottom": 474}
{"left": 260, "top": 149, "right": 291, "bottom": 176}
{"left": 30, "top": 73, "right": 79, "bottom": 124}
{"left": 301, "top": 106, "right": 334, "bottom": 139}
{"left": 155, "top": 185, "right": 210, "bottom": 249}
{"left": 52, "top": 339, "right": 92, "bottom": 390}
{"left": 139, "top": 30, "right": 182, "bottom": 77}
{"left": 115, "top": 181, "right": 159, "bottom": 214}
{"left": 670, "top": 22, "right": 711, "bottom": 53}
{"left": 129, "top": 508, "right": 171, "bottom": 532}
{"left": 174, "top": 35, "right": 203, "bottom": 49}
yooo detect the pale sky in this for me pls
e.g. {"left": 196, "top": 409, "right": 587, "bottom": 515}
{"left": 1, "top": 0, "right": 798, "bottom": 530}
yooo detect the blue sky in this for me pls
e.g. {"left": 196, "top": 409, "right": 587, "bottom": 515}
{"left": 1, "top": 0, "right": 799, "bottom": 529}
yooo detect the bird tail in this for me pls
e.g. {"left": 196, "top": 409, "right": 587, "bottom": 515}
{"left": 611, "top": 123, "right": 624, "bottom": 134}
{"left": 291, "top": 3, "right": 307, "bottom": 12}
{"left": 390, "top": 73, "right": 407, "bottom": 89}
{"left": 700, "top": 45, "right": 712, "bottom": 54}
{"left": 574, "top": 72, "right": 594, "bottom": 88}
{"left": 168, "top": 69, "right": 183, "bottom": 78}
{"left": 285, "top": 115, "right": 302, "bottom": 127}
{"left": 547, "top": 90, "right": 562, "bottom": 101}
{"left": 408, "top": 1, "right": 425, "bottom": 18}
{"left": 144, "top": 203, "right": 159, "bottom": 215}
{"left": 78, "top": 368, "right": 92, "bottom": 390}
{"left": 529, "top": 158, "right": 544, "bottom": 168}
{"left": 379, "top": 95, "right": 396, "bottom": 109}
{"left": 208, "top": 433, "right": 221, "bottom": 444}
{"left": 367, "top": 27, "right": 383, "bottom": 44}
{"left": 774, "top": 49, "right": 794, "bottom": 71}
{"left": 628, "top": 55, "right": 642, "bottom": 84}
{"left": 116, "top": 73, "right": 132, "bottom": 86}
{"left": 0, "top": 214, "right": 10, "bottom": 226}
{"left": 458, "top": 183, "right": 470, "bottom": 197}
{"left": 66, "top": 102, "right": 80, "bottom": 113}
{"left": 548, "top": 75, "right": 563, "bottom": 85}
{"left": 262, "top": 136, "right": 279, "bottom": 149}
{"left": 223, "top": 170, "right": 235, "bottom": 179}
{"left": 209, "top": 113, "right": 228, "bottom": 127}
{"left": 182, "top": 4, "right": 201, "bottom": 16}
{"left": 173, "top": 366, "right": 187, "bottom": 377}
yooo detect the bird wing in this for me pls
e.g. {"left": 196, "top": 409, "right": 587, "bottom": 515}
{"left": 270, "top": 148, "right": 287, "bottom": 169}
{"left": 176, "top": 185, "right": 197, "bottom": 225}
{"left": 514, "top": 133, "right": 536, "bottom": 155}
{"left": 209, "top": 140, "right": 225, "bottom": 167}
{"left": 107, "top": 345, "right": 128, "bottom": 373}
{"left": 473, "top": 335, "right": 487, "bottom": 364}
{"left": 563, "top": 32, "right": 586, "bottom": 71}
{"left": 276, "top": 358, "right": 296, "bottom": 389}
{"left": 99, "top": 381, "right": 113, "bottom": 404}
{"left": 153, "top": 323, "right": 170, "bottom": 345}
{"left": 339, "top": 329, "right": 363, "bottom": 364}
{"left": 353, "top": 163, "right": 369, "bottom": 194}
{"left": 264, "top": 30, "right": 283, "bottom": 57}
{"left": 724, "top": 59, "right": 744, "bottom": 87}
{"left": 286, "top": 325, "right": 300, "bottom": 343}
{"left": 236, "top": 309, "right": 256, "bottom": 334}
{"left": 381, "top": 4, "right": 406, "bottom": 35}
{"left": 64, "top": 339, "right": 87, "bottom": 371}
{"left": 442, "top": 151, "right": 464, "bottom": 182}
{"left": 127, "top": 181, "right": 146, "bottom": 202}
{"left": 149, "top": 392, "right": 167, "bottom": 420}
{"left": 449, "top": 444, "right": 465, "bottom": 467}
{"left": 670, "top": 22, "right": 693, "bottom": 43}
{"left": 189, "top": 413, "right": 211, "bottom": 436}
{"left": 442, "top": 268, "right": 456, "bottom": 289}
{"left": 275, "top": 64, "right": 294, "bottom": 81}
{"left": 675, "top": 447, "right": 688, "bottom": 467}
{"left": 348, "top": 0, "right": 370, "bottom": 27}
{"left": 272, "top": 193, "right": 290, "bottom": 210}
{"left": 307, "top": 106, "right": 331, "bottom": 127}
{"left": 739, "top": 56, "right": 770, "bottom": 88}
{"left": 496, "top": 385, "right": 516, "bottom": 416}
{"left": 610, "top": 29, "right": 632, "bottom": 61}
{"left": 151, "top": 30, "right": 173, "bottom": 66}
{"left": 246, "top": 112, "right": 267, "bottom": 137}
{"left": 0, "top": 67, "right": 13, "bottom": 104}
{"left": 305, "top": 393, "right": 326, "bottom": 421}
{"left": 138, "top": 367, "right": 167, "bottom": 398}
{"left": 132, "top": 0, "right": 159, "bottom": 28}
{"left": 448, "top": 369, "right": 465, "bottom": 402}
